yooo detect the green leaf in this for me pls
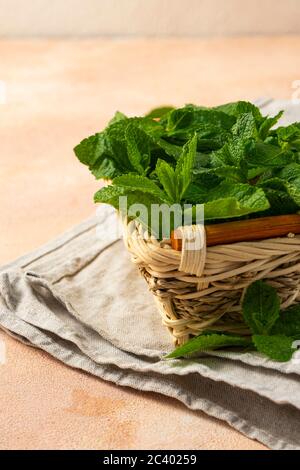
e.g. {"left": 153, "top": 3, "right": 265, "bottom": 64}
{"left": 94, "top": 185, "right": 125, "bottom": 206}
{"left": 105, "top": 119, "right": 135, "bottom": 173}
{"left": 166, "top": 105, "right": 235, "bottom": 140}
{"left": 108, "top": 111, "right": 127, "bottom": 125}
{"left": 271, "top": 304, "right": 300, "bottom": 338}
{"left": 278, "top": 162, "right": 300, "bottom": 182}
{"left": 175, "top": 134, "right": 197, "bottom": 199}
{"left": 183, "top": 183, "right": 207, "bottom": 204}
{"left": 125, "top": 123, "right": 152, "bottom": 174}
{"left": 260, "top": 169, "right": 300, "bottom": 210}
{"left": 258, "top": 177, "right": 299, "bottom": 215}
{"left": 203, "top": 196, "right": 264, "bottom": 220}
{"left": 113, "top": 174, "right": 168, "bottom": 201}
{"left": 166, "top": 107, "right": 194, "bottom": 134}
{"left": 253, "top": 334, "right": 296, "bottom": 362}
{"left": 155, "top": 159, "right": 177, "bottom": 202}
{"left": 146, "top": 106, "right": 174, "bottom": 119}
{"left": 205, "top": 182, "right": 269, "bottom": 218}
{"left": 74, "top": 133, "right": 121, "bottom": 180}
{"left": 211, "top": 133, "right": 251, "bottom": 167}
{"left": 246, "top": 141, "right": 294, "bottom": 168}
{"left": 104, "top": 117, "right": 162, "bottom": 175}
{"left": 259, "top": 110, "right": 283, "bottom": 140}
{"left": 213, "top": 166, "right": 245, "bottom": 182}
{"left": 276, "top": 122, "right": 300, "bottom": 150}
{"left": 165, "top": 333, "right": 252, "bottom": 359}
{"left": 91, "top": 158, "right": 120, "bottom": 180}
{"left": 157, "top": 139, "right": 183, "bottom": 159}
{"left": 94, "top": 185, "right": 165, "bottom": 236}
{"left": 184, "top": 182, "right": 269, "bottom": 221}
{"left": 214, "top": 101, "right": 263, "bottom": 124}
{"left": 231, "top": 113, "right": 258, "bottom": 140}
{"left": 155, "top": 135, "right": 197, "bottom": 203}
{"left": 74, "top": 133, "right": 106, "bottom": 167}
{"left": 242, "top": 280, "right": 280, "bottom": 335}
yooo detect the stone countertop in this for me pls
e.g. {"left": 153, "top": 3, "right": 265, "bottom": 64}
{"left": 2, "top": 35, "right": 298, "bottom": 449}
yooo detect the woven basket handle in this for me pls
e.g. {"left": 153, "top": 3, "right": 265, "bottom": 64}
{"left": 175, "top": 225, "right": 206, "bottom": 276}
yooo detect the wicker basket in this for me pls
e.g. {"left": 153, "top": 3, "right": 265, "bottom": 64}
{"left": 123, "top": 217, "right": 300, "bottom": 346}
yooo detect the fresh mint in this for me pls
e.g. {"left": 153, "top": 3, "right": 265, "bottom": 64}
{"left": 75, "top": 100, "right": 300, "bottom": 222}
{"left": 113, "top": 174, "right": 168, "bottom": 201}
{"left": 140, "top": 135, "right": 197, "bottom": 204}
{"left": 166, "top": 280, "right": 300, "bottom": 362}
{"left": 166, "top": 333, "right": 252, "bottom": 359}
{"left": 271, "top": 304, "right": 300, "bottom": 338}
{"left": 242, "top": 280, "right": 280, "bottom": 335}
{"left": 252, "top": 335, "right": 296, "bottom": 362}
{"left": 74, "top": 101, "right": 300, "bottom": 363}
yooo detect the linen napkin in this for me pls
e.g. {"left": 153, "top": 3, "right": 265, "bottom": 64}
{"left": 2, "top": 99, "right": 300, "bottom": 450}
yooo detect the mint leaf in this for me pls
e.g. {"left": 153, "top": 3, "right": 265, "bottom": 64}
{"left": 274, "top": 164, "right": 300, "bottom": 206}
{"left": 74, "top": 133, "right": 104, "bottom": 167}
{"left": 146, "top": 106, "right": 174, "bottom": 119}
{"left": 166, "top": 333, "right": 252, "bottom": 359}
{"left": 213, "top": 166, "right": 245, "bottom": 182}
{"left": 231, "top": 113, "right": 257, "bottom": 140}
{"left": 157, "top": 139, "right": 183, "bottom": 159}
{"left": 194, "top": 166, "right": 245, "bottom": 184}
{"left": 74, "top": 132, "right": 119, "bottom": 179}
{"left": 166, "top": 107, "right": 194, "bottom": 135}
{"left": 183, "top": 183, "right": 207, "bottom": 204}
{"left": 253, "top": 334, "right": 296, "bottom": 362}
{"left": 205, "top": 182, "right": 269, "bottom": 219}
{"left": 166, "top": 105, "right": 235, "bottom": 140}
{"left": 260, "top": 168, "right": 300, "bottom": 210}
{"left": 278, "top": 162, "right": 300, "bottom": 182}
{"left": 105, "top": 119, "right": 135, "bottom": 173}
{"left": 94, "top": 185, "right": 125, "bottom": 206}
{"left": 246, "top": 141, "right": 294, "bottom": 168}
{"left": 175, "top": 134, "right": 197, "bottom": 199}
{"left": 258, "top": 178, "right": 299, "bottom": 215}
{"left": 214, "top": 101, "right": 263, "bottom": 124}
{"left": 258, "top": 110, "right": 283, "bottom": 140}
{"left": 91, "top": 158, "right": 120, "bottom": 180}
{"left": 276, "top": 123, "right": 300, "bottom": 151}
{"left": 271, "top": 304, "right": 300, "bottom": 339}
{"left": 113, "top": 174, "right": 168, "bottom": 201}
{"left": 155, "top": 135, "right": 197, "bottom": 203}
{"left": 184, "top": 182, "right": 269, "bottom": 221}
{"left": 94, "top": 185, "right": 164, "bottom": 235}
{"left": 242, "top": 280, "right": 280, "bottom": 335}
{"left": 125, "top": 123, "right": 152, "bottom": 174}
{"left": 155, "top": 160, "right": 177, "bottom": 202}
{"left": 108, "top": 111, "right": 127, "bottom": 125}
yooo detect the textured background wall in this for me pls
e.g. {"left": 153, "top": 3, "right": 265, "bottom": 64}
{"left": 0, "top": 0, "right": 300, "bottom": 37}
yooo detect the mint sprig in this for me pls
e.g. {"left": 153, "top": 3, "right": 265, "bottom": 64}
{"left": 242, "top": 280, "right": 280, "bottom": 335}
{"left": 166, "top": 334, "right": 252, "bottom": 359}
{"left": 166, "top": 280, "right": 300, "bottom": 362}
{"left": 75, "top": 101, "right": 300, "bottom": 227}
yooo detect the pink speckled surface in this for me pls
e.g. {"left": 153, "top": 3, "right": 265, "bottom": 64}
{"left": 2, "top": 36, "right": 299, "bottom": 449}
{"left": 0, "top": 331, "right": 266, "bottom": 449}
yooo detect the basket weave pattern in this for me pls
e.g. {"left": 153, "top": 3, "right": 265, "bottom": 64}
{"left": 124, "top": 220, "right": 300, "bottom": 345}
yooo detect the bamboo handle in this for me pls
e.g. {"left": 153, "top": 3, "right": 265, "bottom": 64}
{"left": 171, "top": 214, "right": 300, "bottom": 251}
